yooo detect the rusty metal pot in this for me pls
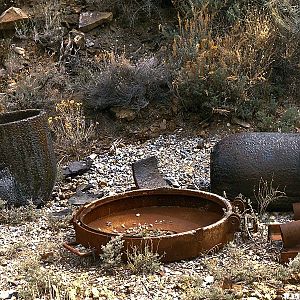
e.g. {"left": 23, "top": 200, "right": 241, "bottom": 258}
{"left": 0, "top": 109, "right": 56, "bottom": 207}
{"left": 64, "top": 188, "right": 240, "bottom": 262}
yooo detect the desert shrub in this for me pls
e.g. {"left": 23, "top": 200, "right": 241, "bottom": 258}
{"left": 257, "top": 106, "right": 300, "bottom": 132}
{"left": 171, "top": 0, "right": 300, "bottom": 122}
{"left": 33, "top": 0, "right": 65, "bottom": 49}
{"left": 4, "top": 63, "right": 70, "bottom": 110}
{"left": 126, "top": 242, "right": 162, "bottom": 274}
{"left": 14, "top": 0, "right": 65, "bottom": 50}
{"left": 172, "top": 7, "right": 276, "bottom": 119}
{"left": 99, "top": 235, "right": 124, "bottom": 270}
{"left": 49, "top": 99, "right": 96, "bottom": 160}
{"left": 83, "top": 53, "right": 170, "bottom": 111}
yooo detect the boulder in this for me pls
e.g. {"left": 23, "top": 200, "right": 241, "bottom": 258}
{"left": 0, "top": 7, "right": 29, "bottom": 30}
{"left": 79, "top": 11, "right": 113, "bottom": 32}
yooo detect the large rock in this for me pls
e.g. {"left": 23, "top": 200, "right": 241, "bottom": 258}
{"left": 0, "top": 7, "right": 29, "bottom": 30}
{"left": 210, "top": 132, "right": 300, "bottom": 211}
{"left": 79, "top": 11, "right": 112, "bottom": 32}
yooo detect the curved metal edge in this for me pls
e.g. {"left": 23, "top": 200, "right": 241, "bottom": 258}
{"left": 0, "top": 109, "right": 45, "bottom": 127}
{"left": 63, "top": 241, "right": 94, "bottom": 257}
{"left": 73, "top": 188, "right": 238, "bottom": 240}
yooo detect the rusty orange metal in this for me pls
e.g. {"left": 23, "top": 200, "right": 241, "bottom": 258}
{"left": 293, "top": 203, "right": 300, "bottom": 221}
{"left": 65, "top": 188, "right": 240, "bottom": 262}
{"left": 268, "top": 206, "right": 300, "bottom": 263}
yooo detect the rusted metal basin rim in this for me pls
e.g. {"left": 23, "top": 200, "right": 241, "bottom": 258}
{"left": 0, "top": 109, "right": 44, "bottom": 126}
{"left": 71, "top": 188, "right": 240, "bottom": 262}
{"left": 75, "top": 188, "right": 234, "bottom": 237}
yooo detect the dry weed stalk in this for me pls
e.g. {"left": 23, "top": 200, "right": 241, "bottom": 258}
{"left": 268, "top": 0, "right": 300, "bottom": 34}
{"left": 126, "top": 240, "right": 162, "bottom": 274}
{"left": 254, "top": 177, "right": 286, "bottom": 216}
{"left": 49, "top": 99, "right": 96, "bottom": 160}
{"left": 99, "top": 235, "right": 124, "bottom": 271}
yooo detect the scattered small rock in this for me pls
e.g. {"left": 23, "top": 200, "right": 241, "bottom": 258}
{"left": 0, "top": 290, "right": 18, "bottom": 300}
{"left": 11, "top": 45, "right": 25, "bottom": 56}
{"left": 70, "top": 29, "right": 85, "bottom": 48}
{"left": 232, "top": 117, "right": 251, "bottom": 129}
{"left": 196, "top": 138, "right": 205, "bottom": 149}
{"left": 85, "top": 37, "right": 95, "bottom": 48}
{"left": 63, "top": 159, "right": 92, "bottom": 177}
{"left": 68, "top": 190, "right": 104, "bottom": 206}
{"left": 110, "top": 107, "right": 137, "bottom": 121}
{"left": 76, "top": 183, "right": 94, "bottom": 193}
{"left": 165, "top": 177, "right": 180, "bottom": 188}
{"left": 79, "top": 11, "right": 113, "bottom": 32}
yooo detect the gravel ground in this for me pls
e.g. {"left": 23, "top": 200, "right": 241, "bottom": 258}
{"left": 0, "top": 132, "right": 297, "bottom": 300}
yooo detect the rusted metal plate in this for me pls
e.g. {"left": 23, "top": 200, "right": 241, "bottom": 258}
{"left": 132, "top": 156, "right": 169, "bottom": 189}
{"left": 66, "top": 188, "right": 240, "bottom": 262}
{"left": 280, "top": 250, "right": 299, "bottom": 263}
{"left": 293, "top": 203, "right": 300, "bottom": 220}
{"left": 268, "top": 218, "right": 300, "bottom": 263}
{"left": 280, "top": 221, "right": 300, "bottom": 249}
{"left": 268, "top": 224, "right": 282, "bottom": 241}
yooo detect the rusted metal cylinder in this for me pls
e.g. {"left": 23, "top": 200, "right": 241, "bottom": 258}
{"left": 0, "top": 109, "right": 57, "bottom": 207}
{"left": 210, "top": 132, "right": 300, "bottom": 211}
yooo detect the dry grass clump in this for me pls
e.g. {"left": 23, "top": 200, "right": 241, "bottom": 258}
{"left": 4, "top": 63, "right": 70, "bottom": 111}
{"left": 99, "top": 235, "right": 162, "bottom": 275}
{"left": 99, "top": 235, "right": 124, "bottom": 271}
{"left": 180, "top": 240, "right": 293, "bottom": 299}
{"left": 32, "top": 0, "right": 65, "bottom": 50}
{"left": 0, "top": 199, "right": 41, "bottom": 225}
{"left": 89, "top": 0, "right": 165, "bottom": 26}
{"left": 18, "top": 254, "right": 72, "bottom": 299}
{"left": 84, "top": 52, "right": 170, "bottom": 112}
{"left": 254, "top": 177, "right": 286, "bottom": 216}
{"left": 49, "top": 99, "right": 96, "bottom": 160}
{"left": 127, "top": 241, "right": 162, "bottom": 274}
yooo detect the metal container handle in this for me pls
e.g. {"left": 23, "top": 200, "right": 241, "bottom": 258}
{"left": 228, "top": 213, "right": 240, "bottom": 233}
{"left": 63, "top": 241, "right": 94, "bottom": 257}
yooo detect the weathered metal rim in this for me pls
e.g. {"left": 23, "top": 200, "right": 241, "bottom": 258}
{"left": 0, "top": 109, "right": 45, "bottom": 126}
{"left": 73, "top": 188, "right": 234, "bottom": 241}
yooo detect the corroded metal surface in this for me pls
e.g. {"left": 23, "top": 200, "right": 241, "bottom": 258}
{"left": 268, "top": 204, "right": 300, "bottom": 263}
{"left": 68, "top": 188, "right": 240, "bottom": 262}
{"left": 293, "top": 203, "right": 300, "bottom": 220}
{"left": 0, "top": 109, "right": 57, "bottom": 206}
{"left": 280, "top": 221, "right": 300, "bottom": 249}
{"left": 211, "top": 132, "right": 300, "bottom": 211}
{"left": 132, "top": 156, "right": 169, "bottom": 189}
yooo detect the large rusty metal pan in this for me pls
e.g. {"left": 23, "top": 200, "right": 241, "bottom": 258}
{"left": 65, "top": 188, "right": 240, "bottom": 262}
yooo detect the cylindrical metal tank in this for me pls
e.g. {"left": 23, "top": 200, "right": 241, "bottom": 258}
{"left": 0, "top": 109, "right": 57, "bottom": 207}
{"left": 210, "top": 132, "right": 300, "bottom": 211}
